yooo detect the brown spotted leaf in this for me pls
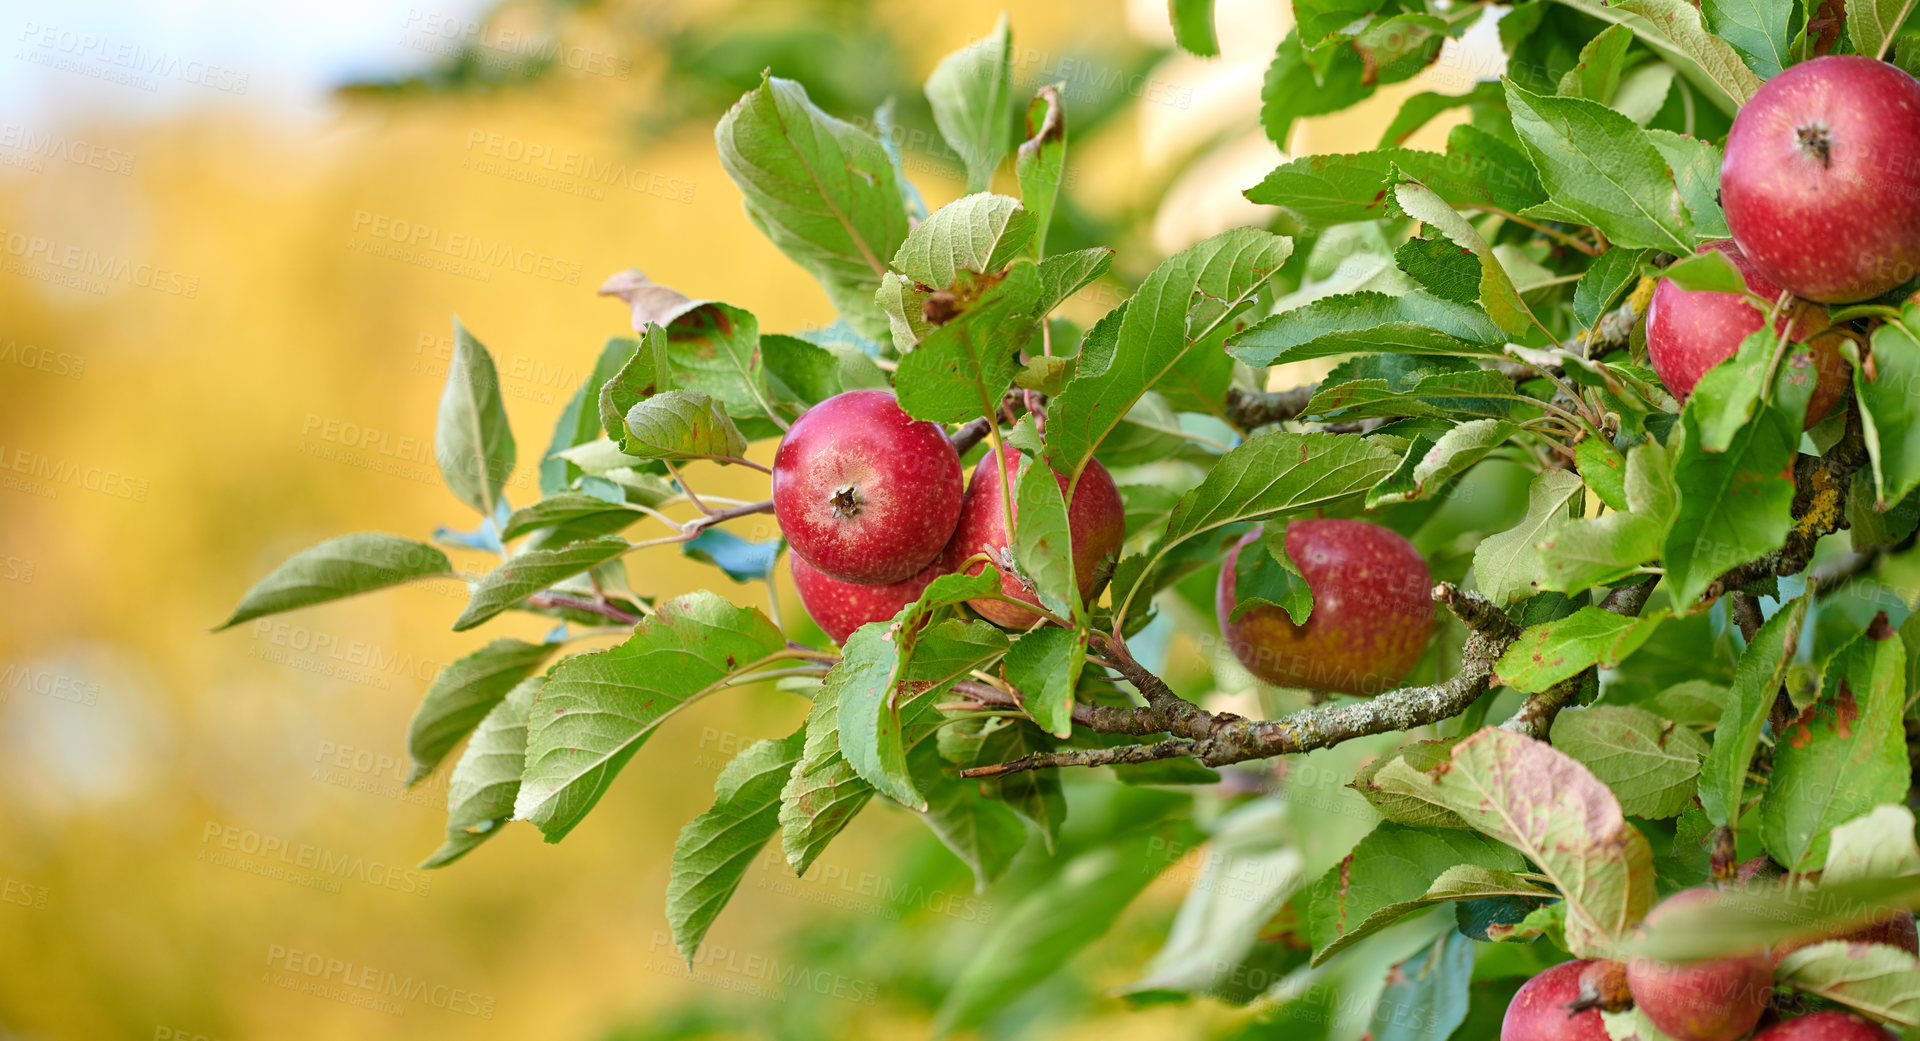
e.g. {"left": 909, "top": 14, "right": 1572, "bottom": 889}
{"left": 1370, "top": 726, "right": 1656, "bottom": 957}
{"left": 1351, "top": 738, "right": 1470, "bottom": 829}
{"left": 1776, "top": 941, "right": 1920, "bottom": 1027}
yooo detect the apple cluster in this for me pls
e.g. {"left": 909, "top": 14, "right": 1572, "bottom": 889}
{"left": 1501, "top": 885, "right": 1918, "bottom": 1041}
{"left": 772, "top": 389, "right": 1125, "bottom": 641}
{"left": 774, "top": 390, "right": 1441, "bottom": 699}
{"left": 1647, "top": 57, "right": 1920, "bottom": 410}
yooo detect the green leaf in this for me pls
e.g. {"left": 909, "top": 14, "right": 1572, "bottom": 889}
{"left": 1850, "top": 0, "right": 1920, "bottom": 60}
{"left": 1823, "top": 804, "right": 1920, "bottom": 885}
{"left": 1351, "top": 739, "right": 1471, "bottom": 829}
{"left": 1049, "top": 228, "right": 1293, "bottom": 480}
{"left": 514, "top": 592, "right": 788, "bottom": 840}
{"left": 1494, "top": 606, "right": 1669, "bottom": 693}
{"left": 666, "top": 730, "right": 805, "bottom": 962}
{"left": 933, "top": 819, "right": 1200, "bottom": 1035}
{"left": 621, "top": 389, "right": 749, "bottom": 463}
{"left": 220, "top": 534, "right": 452, "bottom": 629}
{"left": 1244, "top": 146, "right": 1546, "bottom": 232}
{"left": 407, "top": 638, "right": 557, "bottom": 784}
{"left": 1610, "top": 0, "right": 1764, "bottom": 104}
{"left": 1661, "top": 345, "right": 1814, "bottom": 609}
{"left": 1559, "top": 24, "right": 1634, "bottom": 102}
{"left": 1537, "top": 439, "right": 1674, "bottom": 596}
{"left": 1170, "top": 0, "right": 1221, "bottom": 55}
{"left": 1856, "top": 307, "right": 1920, "bottom": 509}
{"left": 436, "top": 319, "right": 518, "bottom": 517}
{"left": 1305, "top": 821, "right": 1535, "bottom": 965}
{"left": 598, "top": 324, "right": 672, "bottom": 446}
{"left": 656, "top": 305, "right": 784, "bottom": 426}
{"left": 1550, "top": 705, "right": 1708, "bottom": 818}
{"left": 1647, "top": 129, "right": 1731, "bottom": 242}
{"left": 543, "top": 335, "right": 637, "bottom": 494}
{"left": 500, "top": 492, "right": 642, "bottom": 542}
{"left": 424, "top": 675, "right": 537, "bottom": 868}
{"left": 1017, "top": 86, "right": 1066, "bottom": 258}
{"left": 1502, "top": 81, "right": 1693, "bottom": 254}
{"left": 1227, "top": 290, "right": 1504, "bottom": 367}
{"left": 1697, "top": 592, "right": 1810, "bottom": 828}
{"left": 1369, "top": 727, "right": 1657, "bottom": 957}
{"left": 1305, "top": 367, "right": 1514, "bottom": 422}
{"left": 1388, "top": 179, "right": 1534, "bottom": 338}
{"left": 1125, "top": 800, "right": 1307, "bottom": 994}
{"left": 1576, "top": 437, "right": 1630, "bottom": 511}
{"left": 779, "top": 671, "right": 880, "bottom": 874}
{"left": 1160, "top": 431, "right": 1399, "bottom": 551}
{"left": 1704, "top": 0, "right": 1792, "bottom": 79}
{"left": 1032, "top": 247, "right": 1113, "bottom": 315}
{"left": 914, "top": 740, "right": 1028, "bottom": 891}
{"left": 715, "top": 74, "right": 909, "bottom": 340}
{"left": 1660, "top": 247, "right": 1748, "bottom": 295}
{"left": 1761, "top": 622, "right": 1908, "bottom": 873}
{"left": 1379, "top": 81, "right": 1507, "bottom": 148}
{"left": 1014, "top": 451, "right": 1077, "bottom": 618}
{"left": 453, "top": 535, "right": 631, "bottom": 632}
{"left": 1627, "top": 874, "right": 1920, "bottom": 960}
{"left": 1574, "top": 248, "right": 1649, "bottom": 329}
{"left": 1474, "top": 468, "right": 1584, "bottom": 607}
{"left": 894, "top": 262, "right": 1042, "bottom": 424}
{"left": 1261, "top": 30, "right": 1373, "bottom": 149}
{"left": 1395, "top": 235, "right": 1481, "bottom": 306}
{"left": 892, "top": 193, "right": 1036, "bottom": 289}
{"left": 1777, "top": 941, "right": 1920, "bottom": 1027}
{"left": 1229, "top": 524, "right": 1315, "bottom": 625}
{"left": 1369, "top": 929, "right": 1478, "bottom": 1041}
{"left": 1003, "top": 627, "right": 1085, "bottom": 738}
{"left": 1366, "top": 420, "right": 1516, "bottom": 509}
{"left": 924, "top": 14, "right": 1013, "bottom": 193}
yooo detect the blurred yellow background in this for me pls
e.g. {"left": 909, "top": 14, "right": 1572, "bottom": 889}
{"left": 0, "top": 0, "right": 1487, "bottom": 1037}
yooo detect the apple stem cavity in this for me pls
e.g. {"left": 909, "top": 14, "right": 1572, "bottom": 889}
{"left": 1795, "top": 124, "right": 1832, "bottom": 167}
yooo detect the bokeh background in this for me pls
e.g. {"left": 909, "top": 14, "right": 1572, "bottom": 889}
{"left": 0, "top": 0, "right": 1509, "bottom": 1037}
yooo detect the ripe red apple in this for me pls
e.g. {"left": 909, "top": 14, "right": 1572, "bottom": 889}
{"left": 1644, "top": 240, "right": 1849, "bottom": 426}
{"left": 1500, "top": 959, "right": 1616, "bottom": 1041}
{"left": 1626, "top": 888, "right": 1774, "bottom": 1041}
{"left": 772, "top": 389, "right": 963, "bottom": 584}
{"left": 1751, "top": 1011, "right": 1898, "bottom": 1040}
{"left": 1773, "top": 911, "right": 1920, "bottom": 965}
{"left": 1214, "top": 519, "right": 1434, "bottom": 696}
{"left": 789, "top": 553, "right": 941, "bottom": 644}
{"left": 942, "top": 448, "right": 1125, "bottom": 628}
{"left": 1721, "top": 55, "right": 1920, "bottom": 303}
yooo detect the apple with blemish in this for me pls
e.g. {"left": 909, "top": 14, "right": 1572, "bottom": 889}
{"left": 1644, "top": 240, "right": 1850, "bottom": 426}
{"left": 1721, "top": 55, "right": 1920, "bottom": 303}
{"left": 789, "top": 553, "right": 941, "bottom": 644}
{"left": 1626, "top": 888, "right": 1774, "bottom": 1041}
{"left": 1500, "top": 959, "right": 1616, "bottom": 1041}
{"left": 941, "top": 447, "right": 1125, "bottom": 628}
{"left": 1751, "top": 1011, "right": 1898, "bottom": 1040}
{"left": 1215, "top": 519, "right": 1434, "bottom": 696}
{"left": 772, "top": 389, "right": 963, "bottom": 584}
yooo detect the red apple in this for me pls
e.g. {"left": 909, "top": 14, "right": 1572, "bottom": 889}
{"left": 942, "top": 448, "right": 1125, "bottom": 628}
{"left": 1773, "top": 912, "right": 1920, "bottom": 965}
{"left": 1722, "top": 55, "right": 1920, "bottom": 303}
{"left": 789, "top": 553, "right": 941, "bottom": 644}
{"left": 1644, "top": 240, "right": 1850, "bottom": 426}
{"left": 1501, "top": 959, "right": 1616, "bottom": 1041}
{"left": 1626, "top": 888, "right": 1774, "bottom": 1041}
{"left": 1214, "top": 519, "right": 1434, "bottom": 696}
{"left": 1751, "top": 1011, "right": 1898, "bottom": 1040}
{"left": 772, "top": 389, "right": 963, "bottom": 584}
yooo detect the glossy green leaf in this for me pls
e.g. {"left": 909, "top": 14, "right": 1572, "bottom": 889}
{"left": 453, "top": 535, "right": 631, "bottom": 631}
{"left": 666, "top": 731, "right": 805, "bottom": 962}
{"left": 1697, "top": 592, "right": 1810, "bottom": 828}
{"left": 924, "top": 15, "right": 1013, "bottom": 193}
{"left": 220, "top": 534, "right": 452, "bottom": 629}
{"left": 436, "top": 319, "right": 518, "bottom": 517}
{"left": 408, "top": 638, "right": 557, "bottom": 783}
{"left": 424, "top": 676, "right": 538, "bottom": 868}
